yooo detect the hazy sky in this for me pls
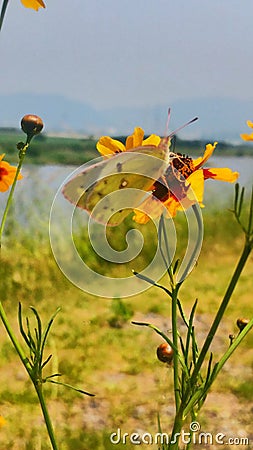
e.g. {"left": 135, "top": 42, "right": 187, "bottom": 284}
{"left": 1, "top": 0, "right": 253, "bottom": 109}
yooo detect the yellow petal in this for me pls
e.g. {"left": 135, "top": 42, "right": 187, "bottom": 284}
{"left": 96, "top": 136, "right": 126, "bottom": 157}
{"left": 132, "top": 210, "right": 150, "bottom": 224}
{"left": 142, "top": 134, "right": 161, "bottom": 147}
{"left": 162, "top": 197, "right": 181, "bottom": 217}
{"left": 20, "top": 0, "right": 45, "bottom": 10}
{"left": 246, "top": 120, "right": 253, "bottom": 129}
{"left": 0, "top": 181, "right": 11, "bottom": 192}
{"left": 125, "top": 127, "right": 145, "bottom": 150}
{"left": 240, "top": 133, "right": 253, "bottom": 141}
{"left": 184, "top": 170, "right": 205, "bottom": 206}
{"left": 240, "top": 120, "right": 253, "bottom": 141}
{"left": 203, "top": 167, "right": 239, "bottom": 182}
{"left": 133, "top": 195, "right": 164, "bottom": 223}
{"left": 193, "top": 142, "right": 218, "bottom": 170}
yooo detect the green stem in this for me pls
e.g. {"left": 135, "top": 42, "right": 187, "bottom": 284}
{"left": 190, "top": 239, "right": 252, "bottom": 389}
{"left": 0, "top": 301, "right": 31, "bottom": 371}
{"left": 183, "top": 320, "right": 253, "bottom": 417}
{"left": 33, "top": 382, "right": 58, "bottom": 450}
{"left": 0, "top": 144, "right": 28, "bottom": 248}
{"left": 168, "top": 405, "right": 184, "bottom": 450}
{"left": 0, "top": 0, "right": 9, "bottom": 32}
{"left": 171, "top": 284, "right": 180, "bottom": 413}
{"left": 0, "top": 301, "right": 58, "bottom": 449}
{"left": 177, "top": 204, "right": 203, "bottom": 283}
{"left": 207, "top": 318, "right": 253, "bottom": 386}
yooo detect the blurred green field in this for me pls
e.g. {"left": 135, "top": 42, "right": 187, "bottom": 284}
{"left": 0, "top": 129, "right": 252, "bottom": 165}
{"left": 0, "top": 200, "right": 252, "bottom": 449}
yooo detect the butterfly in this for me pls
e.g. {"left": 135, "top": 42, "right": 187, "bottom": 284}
{"left": 62, "top": 116, "right": 198, "bottom": 226}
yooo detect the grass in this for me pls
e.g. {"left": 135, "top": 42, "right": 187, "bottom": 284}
{"left": 0, "top": 199, "right": 252, "bottom": 449}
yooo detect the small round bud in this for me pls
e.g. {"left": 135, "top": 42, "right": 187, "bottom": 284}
{"left": 236, "top": 318, "right": 249, "bottom": 332}
{"left": 157, "top": 343, "right": 174, "bottom": 364}
{"left": 17, "top": 142, "right": 25, "bottom": 150}
{"left": 21, "top": 114, "right": 44, "bottom": 138}
{"left": 229, "top": 334, "right": 235, "bottom": 345}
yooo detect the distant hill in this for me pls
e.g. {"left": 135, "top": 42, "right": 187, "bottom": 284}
{"left": 0, "top": 93, "right": 253, "bottom": 142}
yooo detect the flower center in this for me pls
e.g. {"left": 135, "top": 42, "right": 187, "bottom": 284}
{"left": 152, "top": 153, "right": 194, "bottom": 202}
{"left": 171, "top": 153, "right": 195, "bottom": 178}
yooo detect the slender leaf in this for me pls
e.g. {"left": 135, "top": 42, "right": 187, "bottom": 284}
{"left": 30, "top": 306, "right": 42, "bottom": 346}
{"left": 234, "top": 183, "right": 239, "bottom": 213}
{"left": 26, "top": 317, "right": 36, "bottom": 353}
{"left": 133, "top": 271, "right": 172, "bottom": 297}
{"left": 45, "top": 373, "right": 62, "bottom": 380}
{"left": 204, "top": 352, "right": 213, "bottom": 388}
{"left": 41, "top": 354, "right": 53, "bottom": 370}
{"left": 177, "top": 299, "right": 189, "bottom": 328}
{"left": 185, "top": 299, "right": 198, "bottom": 364}
{"left": 247, "top": 185, "right": 253, "bottom": 237}
{"left": 41, "top": 308, "right": 61, "bottom": 360}
{"left": 48, "top": 380, "right": 95, "bottom": 396}
{"left": 238, "top": 186, "right": 245, "bottom": 217}
{"left": 18, "top": 303, "right": 31, "bottom": 348}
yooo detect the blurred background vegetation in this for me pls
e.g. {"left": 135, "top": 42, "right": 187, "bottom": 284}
{"left": 0, "top": 195, "right": 252, "bottom": 448}
{"left": 0, "top": 128, "right": 252, "bottom": 165}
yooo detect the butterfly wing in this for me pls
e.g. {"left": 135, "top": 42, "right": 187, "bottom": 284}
{"left": 63, "top": 145, "right": 169, "bottom": 225}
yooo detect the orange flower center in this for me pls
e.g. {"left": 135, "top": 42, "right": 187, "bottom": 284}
{"left": 0, "top": 167, "right": 8, "bottom": 180}
{"left": 152, "top": 153, "right": 194, "bottom": 202}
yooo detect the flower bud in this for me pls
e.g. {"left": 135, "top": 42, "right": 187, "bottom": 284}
{"left": 236, "top": 318, "right": 249, "bottom": 332}
{"left": 17, "top": 142, "right": 25, "bottom": 150}
{"left": 157, "top": 343, "right": 174, "bottom": 364}
{"left": 21, "top": 114, "right": 44, "bottom": 138}
{"left": 229, "top": 334, "right": 235, "bottom": 345}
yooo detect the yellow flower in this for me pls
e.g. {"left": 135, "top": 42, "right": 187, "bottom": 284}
{"left": 240, "top": 120, "right": 253, "bottom": 141}
{"left": 133, "top": 142, "right": 239, "bottom": 224}
{"left": 0, "top": 415, "right": 6, "bottom": 427}
{"left": 96, "top": 128, "right": 239, "bottom": 224}
{"left": 0, "top": 154, "right": 23, "bottom": 192}
{"left": 20, "top": 0, "right": 45, "bottom": 11}
{"left": 96, "top": 127, "right": 161, "bottom": 157}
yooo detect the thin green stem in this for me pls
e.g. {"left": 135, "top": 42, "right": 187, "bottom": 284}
{"left": 171, "top": 284, "right": 180, "bottom": 413}
{"left": 33, "top": 383, "right": 58, "bottom": 450}
{"left": 208, "top": 318, "right": 253, "bottom": 386}
{"left": 159, "top": 214, "right": 174, "bottom": 285}
{"left": 0, "top": 144, "right": 28, "bottom": 248}
{"left": 183, "top": 320, "right": 253, "bottom": 418}
{"left": 247, "top": 185, "right": 253, "bottom": 236}
{"left": 0, "top": 0, "right": 9, "bottom": 32}
{"left": 177, "top": 204, "right": 203, "bottom": 284}
{"left": 0, "top": 301, "right": 31, "bottom": 372}
{"left": 0, "top": 301, "right": 58, "bottom": 449}
{"left": 168, "top": 405, "right": 184, "bottom": 450}
{"left": 190, "top": 240, "right": 252, "bottom": 389}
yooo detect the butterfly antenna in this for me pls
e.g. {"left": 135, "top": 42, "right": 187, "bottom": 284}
{"left": 169, "top": 116, "right": 198, "bottom": 138}
{"left": 161, "top": 107, "right": 172, "bottom": 142}
{"left": 166, "top": 108, "right": 171, "bottom": 133}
